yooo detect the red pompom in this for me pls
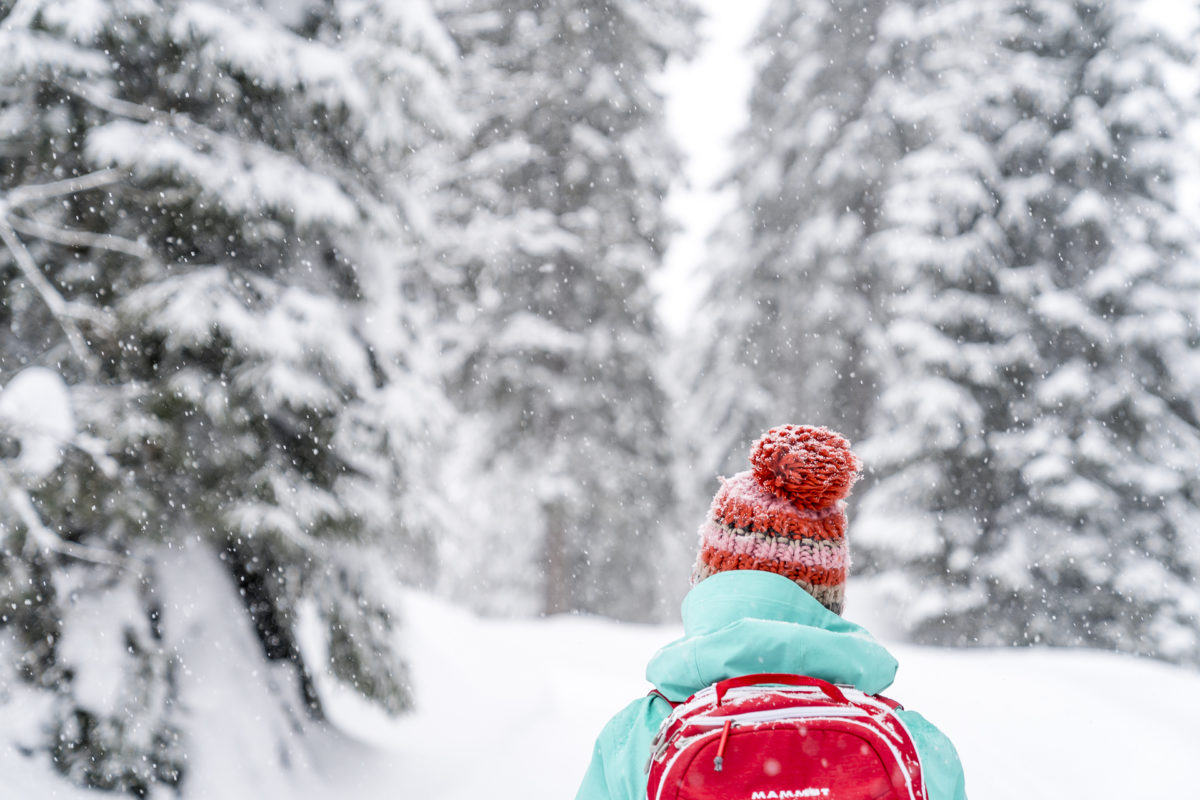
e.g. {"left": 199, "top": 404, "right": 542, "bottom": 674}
{"left": 749, "top": 425, "right": 861, "bottom": 510}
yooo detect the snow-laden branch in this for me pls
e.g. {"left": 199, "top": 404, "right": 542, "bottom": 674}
{"left": 65, "top": 76, "right": 388, "bottom": 235}
{"left": 61, "top": 76, "right": 222, "bottom": 150}
{"left": 63, "top": 79, "right": 370, "bottom": 233}
{"left": 59, "top": 79, "right": 228, "bottom": 175}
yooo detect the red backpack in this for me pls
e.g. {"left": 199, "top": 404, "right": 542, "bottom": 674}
{"left": 645, "top": 673, "right": 927, "bottom": 800}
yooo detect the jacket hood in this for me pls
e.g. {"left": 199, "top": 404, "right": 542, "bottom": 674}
{"left": 645, "top": 570, "right": 899, "bottom": 701}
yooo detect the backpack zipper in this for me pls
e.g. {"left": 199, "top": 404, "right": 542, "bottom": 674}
{"left": 667, "top": 684, "right": 823, "bottom": 715}
{"left": 656, "top": 706, "right": 873, "bottom": 777}
{"left": 688, "top": 705, "right": 869, "bottom": 727}
{"left": 713, "top": 719, "right": 733, "bottom": 772}
{"left": 648, "top": 703, "right": 871, "bottom": 771}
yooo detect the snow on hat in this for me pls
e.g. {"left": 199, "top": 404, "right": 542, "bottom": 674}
{"left": 692, "top": 424, "right": 861, "bottom": 614}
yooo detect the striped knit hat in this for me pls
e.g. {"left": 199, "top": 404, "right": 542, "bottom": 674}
{"left": 692, "top": 425, "right": 861, "bottom": 614}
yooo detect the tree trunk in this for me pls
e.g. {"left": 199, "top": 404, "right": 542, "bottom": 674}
{"left": 542, "top": 500, "right": 570, "bottom": 615}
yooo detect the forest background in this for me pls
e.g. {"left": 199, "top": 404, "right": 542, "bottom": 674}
{"left": 1, "top": 0, "right": 1198, "bottom": 796}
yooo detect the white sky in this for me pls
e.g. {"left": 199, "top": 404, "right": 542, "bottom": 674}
{"left": 655, "top": 0, "right": 770, "bottom": 335}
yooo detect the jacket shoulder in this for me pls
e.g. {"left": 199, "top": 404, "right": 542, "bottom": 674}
{"left": 896, "top": 709, "right": 968, "bottom": 800}
{"left": 576, "top": 694, "right": 673, "bottom": 800}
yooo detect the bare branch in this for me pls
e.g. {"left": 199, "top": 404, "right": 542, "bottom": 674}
{"left": 60, "top": 77, "right": 221, "bottom": 148}
{"left": 59, "top": 77, "right": 158, "bottom": 123}
{"left": 0, "top": 216, "right": 105, "bottom": 373}
{"left": 0, "top": 470, "right": 124, "bottom": 568}
{"left": 71, "top": 433, "right": 120, "bottom": 479}
{"left": 3, "top": 167, "right": 127, "bottom": 209}
{"left": 8, "top": 213, "right": 158, "bottom": 262}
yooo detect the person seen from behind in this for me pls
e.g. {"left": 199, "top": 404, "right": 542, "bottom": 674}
{"left": 575, "top": 424, "right": 968, "bottom": 800}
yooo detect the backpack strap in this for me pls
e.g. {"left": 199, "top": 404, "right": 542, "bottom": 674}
{"left": 715, "top": 673, "right": 848, "bottom": 705}
{"left": 647, "top": 688, "right": 679, "bottom": 707}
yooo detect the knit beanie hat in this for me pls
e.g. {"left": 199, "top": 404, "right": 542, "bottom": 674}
{"left": 692, "top": 425, "right": 861, "bottom": 615}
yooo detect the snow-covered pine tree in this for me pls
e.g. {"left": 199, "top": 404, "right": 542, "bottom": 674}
{"left": 685, "top": 0, "right": 1199, "bottom": 664}
{"left": 0, "top": 4, "right": 185, "bottom": 791}
{"left": 313, "top": 0, "right": 468, "bottom": 586}
{"left": 0, "top": 0, "right": 463, "bottom": 792}
{"left": 852, "top": 0, "right": 1200, "bottom": 664}
{"left": 683, "top": 0, "right": 895, "bottom": 494}
{"left": 435, "top": 0, "right": 697, "bottom": 618}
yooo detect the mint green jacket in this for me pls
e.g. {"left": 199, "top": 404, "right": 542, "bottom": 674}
{"left": 575, "top": 570, "right": 967, "bottom": 800}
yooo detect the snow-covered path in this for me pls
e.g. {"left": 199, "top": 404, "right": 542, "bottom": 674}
{"left": 313, "top": 592, "right": 666, "bottom": 800}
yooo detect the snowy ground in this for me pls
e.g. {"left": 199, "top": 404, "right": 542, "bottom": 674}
{"left": 328, "top": 590, "right": 1199, "bottom": 800}
{"left": 9, "top": 584, "right": 1195, "bottom": 800}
